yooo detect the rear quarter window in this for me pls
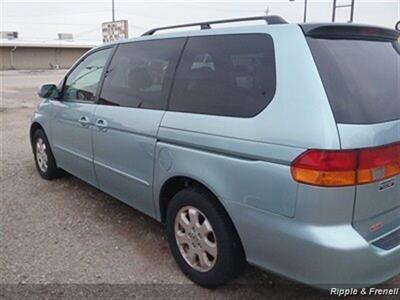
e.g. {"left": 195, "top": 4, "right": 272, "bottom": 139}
{"left": 307, "top": 37, "right": 400, "bottom": 124}
{"left": 169, "top": 34, "right": 276, "bottom": 117}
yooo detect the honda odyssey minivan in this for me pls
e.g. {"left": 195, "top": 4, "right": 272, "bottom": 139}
{"left": 30, "top": 16, "right": 400, "bottom": 288}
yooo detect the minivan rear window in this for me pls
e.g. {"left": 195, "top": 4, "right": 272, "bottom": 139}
{"left": 169, "top": 34, "right": 276, "bottom": 117}
{"left": 307, "top": 37, "right": 400, "bottom": 124}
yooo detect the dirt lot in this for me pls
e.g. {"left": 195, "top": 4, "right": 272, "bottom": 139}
{"left": 0, "top": 70, "right": 398, "bottom": 299}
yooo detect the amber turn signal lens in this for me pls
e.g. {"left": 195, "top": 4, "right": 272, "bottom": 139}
{"left": 291, "top": 168, "right": 356, "bottom": 187}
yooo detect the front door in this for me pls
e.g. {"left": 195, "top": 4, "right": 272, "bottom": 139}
{"left": 51, "top": 47, "right": 113, "bottom": 186}
{"left": 92, "top": 38, "right": 186, "bottom": 216}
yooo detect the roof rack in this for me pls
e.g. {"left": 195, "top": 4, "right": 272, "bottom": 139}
{"left": 141, "top": 15, "right": 288, "bottom": 36}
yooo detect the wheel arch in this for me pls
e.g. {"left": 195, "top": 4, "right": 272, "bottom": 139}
{"left": 158, "top": 175, "right": 246, "bottom": 258}
{"left": 159, "top": 176, "right": 220, "bottom": 223}
{"left": 30, "top": 122, "right": 45, "bottom": 150}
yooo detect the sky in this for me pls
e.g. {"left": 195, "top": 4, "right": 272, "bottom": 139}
{"left": 1, "top": 0, "right": 399, "bottom": 42}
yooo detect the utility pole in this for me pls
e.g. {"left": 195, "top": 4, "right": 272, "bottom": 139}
{"left": 303, "top": 0, "right": 308, "bottom": 23}
{"left": 289, "top": 0, "right": 308, "bottom": 23}
{"left": 265, "top": 6, "right": 270, "bottom": 16}
{"left": 332, "top": 0, "right": 336, "bottom": 22}
{"left": 332, "top": 0, "right": 355, "bottom": 23}
{"left": 349, "top": 0, "right": 355, "bottom": 22}
{"left": 112, "top": 0, "right": 115, "bottom": 22}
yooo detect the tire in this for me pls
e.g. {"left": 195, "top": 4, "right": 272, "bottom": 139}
{"left": 166, "top": 187, "right": 245, "bottom": 288}
{"left": 32, "top": 129, "right": 63, "bottom": 180}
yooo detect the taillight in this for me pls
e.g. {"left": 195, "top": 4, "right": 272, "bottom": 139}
{"left": 291, "top": 142, "right": 400, "bottom": 187}
{"left": 291, "top": 149, "right": 358, "bottom": 187}
{"left": 358, "top": 143, "right": 400, "bottom": 184}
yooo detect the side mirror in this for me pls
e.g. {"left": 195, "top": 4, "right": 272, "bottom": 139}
{"left": 37, "top": 84, "right": 59, "bottom": 99}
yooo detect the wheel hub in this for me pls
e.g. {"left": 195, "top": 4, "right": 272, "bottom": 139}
{"left": 35, "top": 137, "right": 48, "bottom": 173}
{"left": 174, "top": 206, "right": 217, "bottom": 272}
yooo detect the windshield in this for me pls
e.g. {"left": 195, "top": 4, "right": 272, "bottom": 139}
{"left": 307, "top": 37, "right": 400, "bottom": 124}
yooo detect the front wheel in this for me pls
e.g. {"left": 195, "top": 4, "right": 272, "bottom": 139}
{"left": 166, "top": 187, "right": 245, "bottom": 288}
{"left": 32, "top": 129, "right": 63, "bottom": 180}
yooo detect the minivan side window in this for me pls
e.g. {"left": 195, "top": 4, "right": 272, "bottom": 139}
{"left": 62, "top": 48, "right": 112, "bottom": 102}
{"left": 169, "top": 34, "right": 276, "bottom": 117}
{"left": 99, "top": 38, "right": 186, "bottom": 110}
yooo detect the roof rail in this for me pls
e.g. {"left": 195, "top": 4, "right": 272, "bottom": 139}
{"left": 141, "top": 15, "right": 287, "bottom": 36}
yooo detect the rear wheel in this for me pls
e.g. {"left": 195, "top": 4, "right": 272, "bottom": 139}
{"left": 32, "top": 129, "right": 63, "bottom": 180}
{"left": 166, "top": 187, "right": 245, "bottom": 288}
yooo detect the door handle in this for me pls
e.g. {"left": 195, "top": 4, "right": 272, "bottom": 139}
{"left": 78, "top": 116, "right": 90, "bottom": 126}
{"left": 96, "top": 119, "right": 108, "bottom": 130}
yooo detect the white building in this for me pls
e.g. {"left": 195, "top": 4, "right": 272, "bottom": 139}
{"left": 0, "top": 38, "right": 98, "bottom": 70}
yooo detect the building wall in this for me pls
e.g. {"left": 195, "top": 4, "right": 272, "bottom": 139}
{"left": 0, "top": 47, "right": 91, "bottom": 70}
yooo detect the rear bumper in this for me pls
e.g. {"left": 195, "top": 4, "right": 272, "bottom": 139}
{"left": 225, "top": 200, "right": 400, "bottom": 288}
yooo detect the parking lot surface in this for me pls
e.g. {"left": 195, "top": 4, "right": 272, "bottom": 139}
{"left": 1, "top": 70, "right": 398, "bottom": 299}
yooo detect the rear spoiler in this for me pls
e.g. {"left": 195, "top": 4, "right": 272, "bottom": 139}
{"left": 300, "top": 24, "right": 400, "bottom": 42}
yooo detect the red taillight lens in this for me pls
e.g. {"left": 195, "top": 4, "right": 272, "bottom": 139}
{"left": 291, "top": 142, "right": 400, "bottom": 187}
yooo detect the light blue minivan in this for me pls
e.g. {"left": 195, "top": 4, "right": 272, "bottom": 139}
{"left": 31, "top": 16, "right": 400, "bottom": 288}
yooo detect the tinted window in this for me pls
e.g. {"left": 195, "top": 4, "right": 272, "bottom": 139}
{"left": 307, "top": 37, "right": 400, "bottom": 124}
{"left": 99, "top": 38, "right": 185, "bottom": 109}
{"left": 63, "top": 48, "right": 112, "bottom": 101}
{"left": 169, "top": 34, "right": 276, "bottom": 117}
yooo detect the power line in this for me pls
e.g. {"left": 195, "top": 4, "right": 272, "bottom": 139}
{"left": 3, "top": 21, "right": 101, "bottom": 26}
{"left": 4, "top": 8, "right": 111, "bottom": 19}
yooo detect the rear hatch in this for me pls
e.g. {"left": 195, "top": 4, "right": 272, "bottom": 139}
{"left": 303, "top": 24, "right": 400, "bottom": 242}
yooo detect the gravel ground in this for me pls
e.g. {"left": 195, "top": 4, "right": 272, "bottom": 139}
{"left": 0, "top": 70, "right": 398, "bottom": 299}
